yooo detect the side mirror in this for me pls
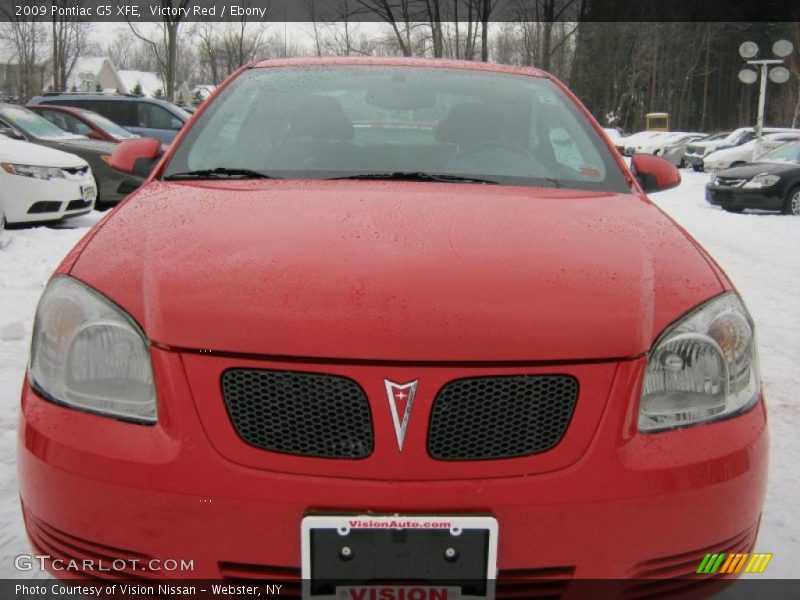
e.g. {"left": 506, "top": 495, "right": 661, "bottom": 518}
{"left": 86, "top": 130, "right": 102, "bottom": 141}
{"left": 0, "top": 127, "right": 26, "bottom": 141}
{"left": 109, "top": 137, "right": 163, "bottom": 178}
{"left": 630, "top": 153, "right": 681, "bottom": 193}
{"left": 170, "top": 118, "right": 183, "bottom": 131}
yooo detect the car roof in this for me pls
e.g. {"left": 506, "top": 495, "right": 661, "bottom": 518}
{"left": 249, "top": 56, "right": 548, "bottom": 78}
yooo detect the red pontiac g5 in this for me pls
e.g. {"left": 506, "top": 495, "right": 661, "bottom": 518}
{"left": 19, "top": 58, "right": 767, "bottom": 597}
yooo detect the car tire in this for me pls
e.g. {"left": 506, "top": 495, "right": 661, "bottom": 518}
{"left": 722, "top": 207, "right": 745, "bottom": 213}
{"left": 783, "top": 186, "right": 800, "bottom": 216}
{"left": 692, "top": 165, "right": 703, "bottom": 172}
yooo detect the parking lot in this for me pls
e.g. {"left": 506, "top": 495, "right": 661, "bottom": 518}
{"left": 0, "top": 169, "right": 798, "bottom": 577}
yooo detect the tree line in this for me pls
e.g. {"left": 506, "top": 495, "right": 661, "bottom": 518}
{"left": 1, "top": 0, "right": 798, "bottom": 132}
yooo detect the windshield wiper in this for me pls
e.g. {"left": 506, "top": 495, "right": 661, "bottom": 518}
{"left": 328, "top": 171, "right": 501, "bottom": 185}
{"left": 164, "top": 167, "right": 280, "bottom": 180}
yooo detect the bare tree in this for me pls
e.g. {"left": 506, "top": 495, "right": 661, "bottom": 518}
{"left": 0, "top": 7, "right": 48, "bottom": 102}
{"left": 50, "top": 1, "right": 94, "bottom": 91}
{"left": 126, "top": 0, "right": 192, "bottom": 101}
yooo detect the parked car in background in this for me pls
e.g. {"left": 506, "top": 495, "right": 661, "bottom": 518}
{"left": 27, "top": 104, "right": 140, "bottom": 143}
{"left": 706, "top": 140, "right": 800, "bottom": 215}
{"left": 0, "top": 136, "right": 95, "bottom": 224}
{"left": 703, "top": 131, "right": 800, "bottom": 172}
{"left": 28, "top": 93, "right": 191, "bottom": 144}
{"left": 615, "top": 130, "right": 666, "bottom": 155}
{"left": 634, "top": 132, "right": 706, "bottom": 156}
{"left": 0, "top": 104, "right": 140, "bottom": 208}
{"left": 19, "top": 57, "right": 767, "bottom": 588}
{"left": 686, "top": 127, "right": 799, "bottom": 171}
{"left": 662, "top": 132, "right": 727, "bottom": 167}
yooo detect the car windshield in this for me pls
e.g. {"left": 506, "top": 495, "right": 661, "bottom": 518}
{"left": 164, "top": 66, "right": 630, "bottom": 192}
{"left": 0, "top": 106, "right": 83, "bottom": 140}
{"left": 81, "top": 111, "right": 137, "bottom": 139}
{"left": 755, "top": 142, "right": 800, "bottom": 165}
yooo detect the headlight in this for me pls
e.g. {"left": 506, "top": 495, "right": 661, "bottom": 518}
{"left": 1, "top": 163, "right": 64, "bottom": 180}
{"left": 743, "top": 173, "right": 780, "bottom": 189}
{"left": 639, "top": 293, "right": 759, "bottom": 432}
{"left": 29, "top": 276, "right": 156, "bottom": 423}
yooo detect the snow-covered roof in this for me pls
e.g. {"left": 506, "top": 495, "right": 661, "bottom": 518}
{"left": 117, "top": 70, "right": 165, "bottom": 97}
{"left": 63, "top": 56, "right": 125, "bottom": 92}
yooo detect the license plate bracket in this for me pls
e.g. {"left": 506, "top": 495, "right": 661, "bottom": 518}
{"left": 301, "top": 515, "right": 498, "bottom": 600}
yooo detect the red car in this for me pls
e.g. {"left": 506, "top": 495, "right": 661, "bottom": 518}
{"left": 19, "top": 58, "right": 767, "bottom": 596}
{"left": 26, "top": 104, "right": 140, "bottom": 143}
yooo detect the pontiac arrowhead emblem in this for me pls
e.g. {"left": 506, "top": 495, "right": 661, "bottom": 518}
{"left": 384, "top": 379, "right": 418, "bottom": 451}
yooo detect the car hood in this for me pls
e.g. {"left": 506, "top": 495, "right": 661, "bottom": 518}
{"left": 0, "top": 138, "right": 87, "bottom": 168}
{"left": 70, "top": 180, "right": 723, "bottom": 362}
{"left": 717, "top": 162, "right": 799, "bottom": 178}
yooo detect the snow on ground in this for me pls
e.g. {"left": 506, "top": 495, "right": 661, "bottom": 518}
{"left": 0, "top": 172, "right": 797, "bottom": 581}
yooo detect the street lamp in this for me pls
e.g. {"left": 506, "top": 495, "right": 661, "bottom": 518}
{"left": 738, "top": 39, "right": 794, "bottom": 139}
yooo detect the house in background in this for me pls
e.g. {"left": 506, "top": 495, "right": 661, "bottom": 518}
{"left": 64, "top": 57, "right": 124, "bottom": 92}
{"left": 176, "top": 83, "right": 216, "bottom": 107}
{"left": 117, "top": 69, "right": 165, "bottom": 97}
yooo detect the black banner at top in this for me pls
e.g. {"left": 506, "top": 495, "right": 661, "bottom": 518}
{"left": 1, "top": 0, "right": 799, "bottom": 23}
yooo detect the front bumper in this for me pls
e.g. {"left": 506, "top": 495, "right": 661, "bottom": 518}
{"left": 705, "top": 185, "right": 784, "bottom": 211}
{"left": 18, "top": 348, "right": 768, "bottom": 590}
{"left": 1, "top": 173, "right": 96, "bottom": 224}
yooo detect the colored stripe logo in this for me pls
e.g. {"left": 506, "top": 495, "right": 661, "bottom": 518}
{"left": 696, "top": 552, "right": 773, "bottom": 574}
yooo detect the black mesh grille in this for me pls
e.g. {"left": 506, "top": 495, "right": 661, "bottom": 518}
{"left": 428, "top": 375, "right": 578, "bottom": 460}
{"left": 27, "top": 201, "right": 61, "bottom": 214}
{"left": 66, "top": 199, "right": 92, "bottom": 211}
{"left": 221, "top": 369, "right": 373, "bottom": 459}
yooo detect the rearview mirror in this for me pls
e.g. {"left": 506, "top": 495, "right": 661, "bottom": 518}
{"left": 110, "top": 137, "right": 163, "bottom": 178}
{"left": 630, "top": 154, "right": 681, "bottom": 193}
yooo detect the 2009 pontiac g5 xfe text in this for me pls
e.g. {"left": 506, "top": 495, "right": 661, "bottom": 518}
{"left": 18, "top": 58, "right": 767, "bottom": 597}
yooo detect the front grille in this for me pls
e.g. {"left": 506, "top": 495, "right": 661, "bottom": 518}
{"left": 62, "top": 165, "right": 89, "bottom": 176}
{"left": 222, "top": 369, "right": 373, "bottom": 459}
{"left": 714, "top": 177, "right": 746, "bottom": 188}
{"left": 66, "top": 199, "right": 92, "bottom": 211}
{"left": 428, "top": 375, "right": 578, "bottom": 460}
{"left": 27, "top": 201, "right": 61, "bottom": 214}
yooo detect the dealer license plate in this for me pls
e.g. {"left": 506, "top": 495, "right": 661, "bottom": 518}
{"left": 301, "top": 515, "right": 498, "bottom": 600}
{"left": 81, "top": 185, "right": 97, "bottom": 204}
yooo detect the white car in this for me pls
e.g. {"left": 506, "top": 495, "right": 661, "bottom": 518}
{"left": 703, "top": 131, "right": 800, "bottom": 172}
{"left": 635, "top": 132, "right": 706, "bottom": 156}
{"left": 685, "top": 127, "right": 800, "bottom": 171}
{"left": 0, "top": 137, "right": 96, "bottom": 224}
{"left": 616, "top": 131, "right": 668, "bottom": 155}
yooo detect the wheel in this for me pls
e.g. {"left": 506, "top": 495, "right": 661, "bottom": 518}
{"left": 722, "top": 207, "right": 745, "bottom": 213}
{"left": 692, "top": 164, "right": 703, "bottom": 172}
{"left": 783, "top": 187, "right": 800, "bottom": 216}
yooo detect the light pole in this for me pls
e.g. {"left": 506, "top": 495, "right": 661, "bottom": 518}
{"left": 738, "top": 40, "right": 794, "bottom": 140}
